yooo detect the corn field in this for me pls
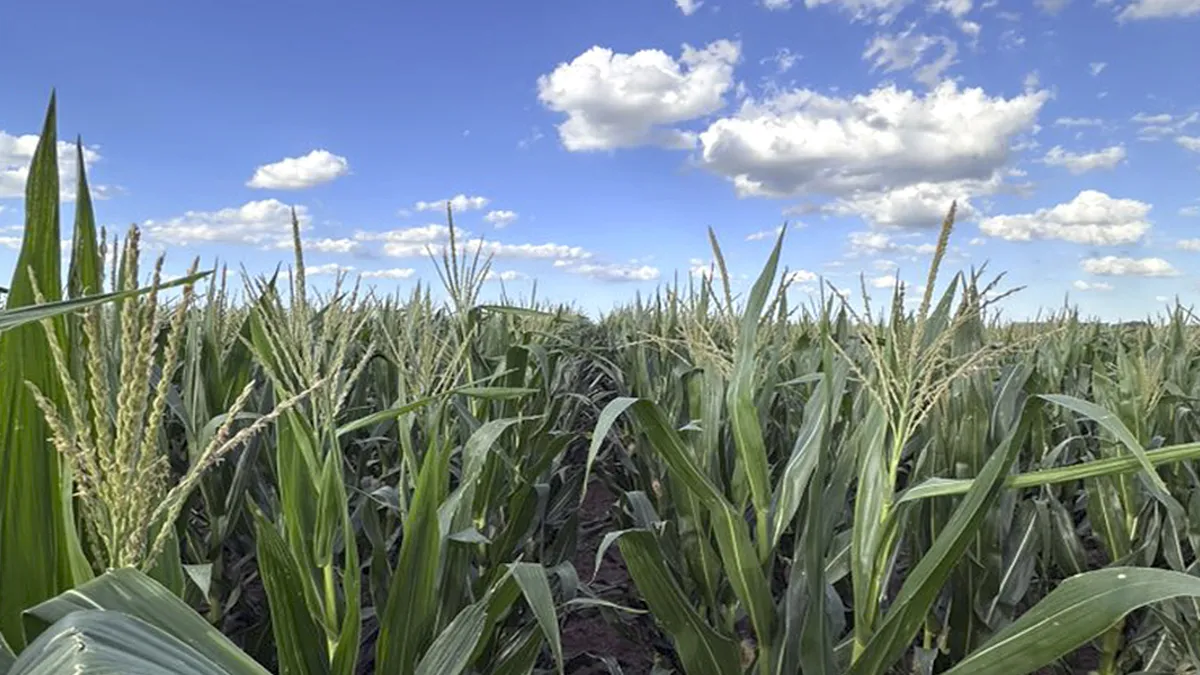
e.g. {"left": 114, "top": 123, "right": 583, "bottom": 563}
{"left": 6, "top": 97, "right": 1200, "bottom": 675}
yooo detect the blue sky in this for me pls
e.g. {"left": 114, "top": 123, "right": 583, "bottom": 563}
{"left": 2, "top": 0, "right": 1199, "bottom": 319}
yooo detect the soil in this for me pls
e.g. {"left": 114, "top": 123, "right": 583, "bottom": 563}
{"left": 562, "top": 480, "right": 662, "bottom": 674}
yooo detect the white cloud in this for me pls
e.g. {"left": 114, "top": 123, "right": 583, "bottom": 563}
{"left": 765, "top": 48, "right": 801, "bottom": 74}
{"left": 246, "top": 150, "right": 349, "bottom": 190}
{"left": 306, "top": 263, "right": 354, "bottom": 276}
{"left": 958, "top": 19, "right": 982, "bottom": 39}
{"left": 304, "top": 237, "right": 360, "bottom": 254}
{"left": 1054, "top": 117, "right": 1103, "bottom": 127}
{"left": 786, "top": 269, "right": 819, "bottom": 284}
{"left": 1132, "top": 111, "right": 1199, "bottom": 140}
{"left": 848, "top": 230, "right": 936, "bottom": 257}
{"left": 1041, "top": 145, "right": 1126, "bottom": 173}
{"left": 979, "top": 190, "right": 1150, "bottom": 245}
{"left": 485, "top": 269, "right": 527, "bottom": 281}
{"left": 1180, "top": 205, "right": 1200, "bottom": 217}
{"left": 968, "top": 237, "right": 986, "bottom": 245}
{"left": 696, "top": 81, "right": 1047, "bottom": 199}
{"left": 929, "top": 0, "right": 973, "bottom": 17}
{"left": 1089, "top": 62, "right": 1107, "bottom": 76}
{"left": 1176, "top": 136, "right": 1200, "bottom": 152}
{"left": 0, "top": 131, "right": 105, "bottom": 200}
{"left": 829, "top": 178, "right": 984, "bottom": 229}
{"left": 537, "top": 40, "right": 740, "bottom": 151}
{"left": 870, "top": 274, "right": 898, "bottom": 288}
{"left": 689, "top": 258, "right": 715, "bottom": 279}
{"left": 802, "top": 0, "right": 913, "bottom": 23}
{"left": 746, "top": 226, "right": 785, "bottom": 241}
{"left": 1081, "top": 256, "right": 1178, "bottom": 277}
{"left": 0, "top": 236, "right": 20, "bottom": 250}
{"left": 763, "top": 0, "right": 792, "bottom": 8}
{"left": 359, "top": 225, "right": 593, "bottom": 263}
{"left": 556, "top": 261, "right": 660, "bottom": 282}
{"left": 484, "top": 210, "right": 518, "bottom": 228}
{"left": 1156, "top": 295, "right": 1171, "bottom": 302}
{"left": 675, "top": 0, "right": 703, "bottom": 13}
{"left": 414, "top": 194, "right": 490, "bottom": 213}
{"left": 1176, "top": 238, "right": 1200, "bottom": 251}
{"left": 1072, "top": 279, "right": 1113, "bottom": 291}
{"left": 144, "top": 199, "right": 308, "bottom": 247}
{"left": 863, "top": 28, "right": 959, "bottom": 87}
{"left": 1118, "top": 0, "right": 1200, "bottom": 20}
{"left": 362, "top": 268, "right": 416, "bottom": 280}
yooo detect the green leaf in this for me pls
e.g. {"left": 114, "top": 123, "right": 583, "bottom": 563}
{"left": 725, "top": 226, "right": 784, "bottom": 562}
{"left": 849, "top": 401, "right": 1029, "bottom": 675}
{"left": 66, "top": 138, "right": 102, "bottom": 299}
{"left": 1041, "top": 394, "right": 1183, "bottom": 518}
{"left": 617, "top": 530, "right": 743, "bottom": 675}
{"left": 0, "top": 272, "right": 213, "bottom": 334}
{"left": 413, "top": 602, "right": 488, "bottom": 675}
{"left": 20, "top": 568, "right": 269, "bottom": 674}
{"left": 581, "top": 397, "right": 637, "bottom": 505}
{"left": 252, "top": 511, "right": 331, "bottom": 675}
{"left": 377, "top": 443, "right": 446, "bottom": 674}
{"left": 0, "top": 93, "right": 68, "bottom": 649}
{"left": 10, "top": 610, "right": 263, "bottom": 675}
{"left": 508, "top": 563, "right": 563, "bottom": 675}
{"left": 945, "top": 568, "right": 1200, "bottom": 675}
{"left": 898, "top": 440, "right": 1200, "bottom": 503}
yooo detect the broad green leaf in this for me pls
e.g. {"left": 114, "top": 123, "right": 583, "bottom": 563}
{"left": 617, "top": 530, "right": 743, "bottom": 675}
{"left": 20, "top": 568, "right": 268, "bottom": 674}
{"left": 377, "top": 443, "right": 446, "bottom": 674}
{"left": 1041, "top": 394, "right": 1183, "bottom": 518}
{"left": 945, "top": 568, "right": 1200, "bottom": 675}
{"left": 898, "top": 440, "right": 1200, "bottom": 503}
{"left": 252, "top": 511, "right": 330, "bottom": 675}
{"left": 725, "top": 226, "right": 784, "bottom": 562}
{"left": 581, "top": 397, "right": 638, "bottom": 505}
{"left": 508, "top": 563, "right": 563, "bottom": 675}
{"left": 0, "top": 93, "right": 67, "bottom": 648}
{"left": 10, "top": 610, "right": 261, "bottom": 675}
{"left": 413, "top": 603, "right": 488, "bottom": 675}
{"left": 849, "top": 401, "right": 1029, "bottom": 675}
{"left": 0, "top": 272, "right": 212, "bottom": 334}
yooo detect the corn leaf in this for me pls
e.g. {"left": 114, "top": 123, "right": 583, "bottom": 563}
{"left": 20, "top": 568, "right": 268, "bottom": 674}
{"left": 945, "top": 567, "right": 1200, "bottom": 675}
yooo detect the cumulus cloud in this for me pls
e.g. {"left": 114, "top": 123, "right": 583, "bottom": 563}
{"left": 414, "top": 194, "right": 490, "bottom": 213}
{"left": 786, "top": 269, "right": 819, "bottom": 283}
{"left": 696, "top": 81, "right": 1047, "bottom": 199}
{"left": 1042, "top": 145, "right": 1126, "bottom": 173}
{"left": 362, "top": 268, "right": 416, "bottom": 280}
{"left": 356, "top": 225, "right": 593, "bottom": 263}
{"left": 746, "top": 226, "right": 785, "bottom": 241}
{"left": 828, "top": 178, "right": 983, "bottom": 229}
{"left": 484, "top": 210, "right": 518, "bottom": 228}
{"left": 556, "top": 260, "right": 660, "bottom": 282}
{"left": 247, "top": 150, "right": 349, "bottom": 190}
{"left": 863, "top": 28, "right": 959, "bottom": 87}
{"left": 979, "top": 190, "right": 1150, "bottom": 245}
{"left": 536, "top": 40, "right": 740, "bottom": 151}
{"left": 0, "top": 131, "right": 106, "bottom": 200}
{"left": 144, "top": 199, "right": 308, "bottom": 247}
{"left": 847, "top": 230, "right": 936, "bottom": 257}
{"left": 1072, "top": 279, "right": 1113, "bottom": 291}
{"left": 675, "top": 0, "right": 703, "bottom": 14}
{"left": 1081, "top": 256, "right": 1178, "bottom": 276}
{"left": 1089, "top": 62, "right": 1107, "bottom": 76}
{"left": 485, "top": 269, "right": 528, "bottom": 282}
{"left": 303, "top": 238, "right": 361, "bottom": 254}
{"left": 306, "top": 263, "right": 355, "bottom": 276}
{"left": 1176, "top": 238, "right": 1200, "bottom": 251}
{"left": 870, "top": 274, "right": 898, "bottom": 288}
{"left": 1118, "top": 0, "right": 1200, "bottom": 20}
{"left": 1177, "top": 136, "right": 1200, "bottom": 152}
